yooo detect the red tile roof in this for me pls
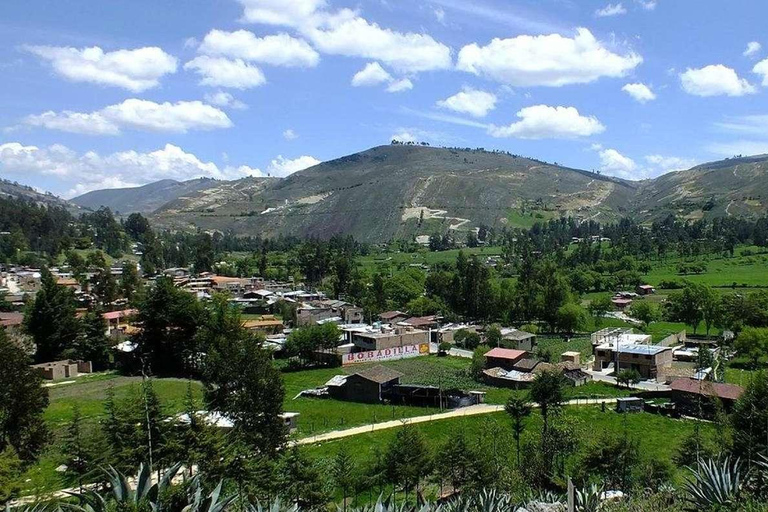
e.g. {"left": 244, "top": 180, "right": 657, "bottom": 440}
{"left": 670, "top": 378, "right": 744, "bottom": 401}
{"left": 485, "top": 347, "right": 528, "bottom": 361}
{"left": 103, "top": 309, "right": 138, "bottom": 320}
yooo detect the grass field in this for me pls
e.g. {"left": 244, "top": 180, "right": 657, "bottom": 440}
{"left": 302, "top": 405, "right": 711, "bottom": 504}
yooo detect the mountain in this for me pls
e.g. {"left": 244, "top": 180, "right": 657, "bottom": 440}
{"left": 0, "top": 178, "right": 83, "bottom": 213}
{"left": 71, "top": 178, "right": 222, "bottom": 215}
{"left": 151, "top": 145, "right": 638, "bottom": 241}
{"left": 48, "top": 146, "right": 768, "bottom": 242}
{"left": 633, "top": 154, "right": 768, "bottom": 221}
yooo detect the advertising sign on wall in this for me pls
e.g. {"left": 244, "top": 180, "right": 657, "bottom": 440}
{"left": 342, "top": 343, "right": 429, "bottom": 365}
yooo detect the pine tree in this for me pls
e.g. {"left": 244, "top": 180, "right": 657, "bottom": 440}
{"left": 332, "top": 446, "right": 357, "bottom": 511}
{"left": 76, "top": 309, "right": 111, "bottom": 370}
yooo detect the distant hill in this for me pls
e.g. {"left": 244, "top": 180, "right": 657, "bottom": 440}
{"left": 25, "top": 146, "right": 768, "bottom": 242}
{"left": 0, "top": 178, "right": 82, "bottom": 214}
{"left": 633, "top": 154, "right": 768, "bottom": 221}
{"left": 71, "top": 178, "right": 222, "bottom": 215}
{"left": 151, "top": 145, "right": 637, "bottom": 241}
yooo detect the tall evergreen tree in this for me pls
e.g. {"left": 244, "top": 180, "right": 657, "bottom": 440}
{"left": 24, "top": 267, "right": 81, "bottom": 362}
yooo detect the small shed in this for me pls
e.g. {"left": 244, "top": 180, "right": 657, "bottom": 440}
{"left": 561, "top": 351, "right": 581, "bottom": 365}
{"left": 616, "top": 397, "right": 644, "bottom": 413}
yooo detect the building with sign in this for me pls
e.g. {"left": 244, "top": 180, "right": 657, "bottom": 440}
{"left": 351, "top": 326, "right": 429, "bottom": 351}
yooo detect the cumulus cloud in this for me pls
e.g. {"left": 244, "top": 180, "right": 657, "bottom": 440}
{"left": 457, "top": 28, "right": 642, "bottom": 87}
{"left": 351, "top": 62, "right": 412, "bottom": 93}
{"left": 636, "top": 0, "right": 657, "bottom": 10}
{"left": 351, "top": 62, "right": 392, "bottom": 86}
{"left": 0, "top": 142, "right": 262, "bottom": 197}
{"left": 595, "top": 3, "right": 626, "bottom": 17}
{"left": 680, "top": 64, "right": 756, "bottom": 97}
{"left": 598, "top": 148, "right": 637, "bottom": 179}
{"left": 266, "top": 155, "right": 321, "bottom": 176}
{"left": 283, "top": 129, "right": 298, "bottom": 140}
{"left": 197, "top": 29, "right": 319, "bottom": 67}
{"left": 184, "top": 56, "right": 266, "bottom": 89}
{"left": 622, "top": 82, "right": 656, "bottom": 103}
{"left": 644, "top": 155, "right": 697, "bottom": 173}
{"left": 235, "top": 0, "right": 451, "bottom": 73}
{"left": 204, "top": 91, "right": 248, "bottom": 110}
{"left": 744, "top": 41, "right": 762, "bottom": 58}
{"left": 754, "top": 58, "right": 768, "bottom": 86}
{"left": 24, "top": 99, "right": 232, "bottom": 135}
{"left": 386, "top": 78, "right": 413, "bottom": 93}
{"left": 23, "top": 45, "right": 177, "bottom": 92}
{"left": 437, "top": 87, "right": 497, "bottom": 118}
{"left": 488, "top": 105, "right": 605, "bottom": 139}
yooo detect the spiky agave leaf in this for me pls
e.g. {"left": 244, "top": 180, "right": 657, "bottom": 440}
{"left": 683, "top": 456, "right": 742, "bottom": 510}
{"left": 575, "top": 484, "right": 602, "bottom": 512}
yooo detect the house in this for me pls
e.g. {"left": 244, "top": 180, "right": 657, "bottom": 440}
{"left": 243, "top": 315, "right": 284, "bottom": 334}
{"left": 670, "top": 378, "right": 744, "bottom": 416}
{"left": 103, "top": 309, "right": 138, "bottom": 335}
{"left": 379, "top": 311, "right": 408, "bottom": 324}
{"left": 400, "top": 315, "right": 442, "bottom": 330}
{"left": 296, "top": 300, "right": 363, "bottom": 326}
{"left": 500, "top": 328, "right": 537, "bottom": 351}
{"left": 327, "top": 365, "right": 403, "bottom": 403}
{"left": 561, "top": 351, "right": 581, "bottom": 365}
{"left": 593, "top": 338, "right": 673, "bottom": 380}
{"left": 611, "top": 297, "right": 633, "bottom": 310}
{"left": 636, "top": 284, "right": 656, "bottom": 296}
{"left": 484, "top": 347, "right": 528, "bottom": 371}
{"left": 32, "top": 360, "right": 92, "bottom": 380}
{"left": 431, "top": 324, "right": 475, "bottom": 344}
{"left": 0, "top": 312, "right": 23, "bottom": 330}
{"left": 350, "top": 326, "right": 429, "bottom": 351}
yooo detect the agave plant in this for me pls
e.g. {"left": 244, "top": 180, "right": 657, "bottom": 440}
{"left": 183, "top": 478, "right": 236, "bottom": 512}
{"left": 246, "top": 498, "right": 298, "bottom": 512}
{"left": 575, "top": 484, "right": 603, "bottom": 512}
{"left": 72, "top": 462, "right": 183, "bottom": 512}
{"left": 683, "top": 456, "right": 742, "bottom": 510}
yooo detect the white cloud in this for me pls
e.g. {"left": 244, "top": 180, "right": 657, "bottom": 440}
{"left": 457, "top": 28, "right": 642, "bottom": 87}
{"left": 197, "top": 29, "right": 319, "bottom": 67}
{"left": 680, "top": 64, "right": 756, "bottom": 97}
{"left": 437, "top": 87, "right": 497, "bottom": 118}
{"left": 433, "top": 7, "right": 446, "bottom": 24}
{"left": 636, "top": 0, "right": 657, "bottom": 10}
{"left": 351, "top": 62, "right": 392, "bottom": 86}
{"left": 744, "top": 41, "right": 762, "bottom": 58}
{"left": 283, "top": 129, "right": 298, "bottom": 140}
{"left": 391, "top": 131, "right": 417, "bottom": 143}
{"left": 622, "top": 82, "right": 656, "bottom": 103}
{"left": 707, "top": 140, "right": 768, "bottom": 157}
{"left": 598, "top": 148, "right": 637, "bottom": 179}
{"left": 237, "top": 0, "right": 326, "bottom": 27}
{"left": 24, "top": 99, "right": 232, "bottom": 135}
{"left": 386, "top": 78, "right": 413, "bottom": 93}
{"left": 184, "top": 56, "right": 266, "bottom": 89}
{"left": 236, "top": 0, "right": 451, "bottom": 73}
{"left": 644, "top": 154, "right": 697, "bottom": 174}
{"left": 595, "top": 3, "right": 626, "bottom": 17}
{"left": 754, "top": 58, "right": 768, "bottom": 86}
{"left": 266, "top": 155, "right": 321, "bottom": 176}
{"left": 488, "top": 105, "right": 605, "bottom": 139}
{"left": 0, "top": 142, "right": 262, "bottom": 197}
{"left": 204, "top": 91, "right": 248, "bottom": 110}
{"left": 714, "top": 114, "right": 768, "bottom": 136}
{"left": 23, "top": 45, "right": 177, "bottom": 92}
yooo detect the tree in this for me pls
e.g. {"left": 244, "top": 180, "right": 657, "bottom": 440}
{"left": 278, "top": 446, "right": 329, "bottom": 508}
{"left": 193, "top": 232, "right": 215, "bottom": 274}
{"left": 75, "top": 309, "right": 111, "bottom": 370}
{"left": 616, "top": 368, "right": 641, "bottom": 388}
{"left": 136, "top": 276, "right": 203, "bottom": 375}
{"left": 730, "top": 371, "right": 768, "bottom": 462}
{"left": 0, "top": 447, "right": 22, "bottom": 503}
{"left": 555, "top": 303, "right": 588, "bottom": 334}
{"left": 734, "top": 328, "right": 768, "bottom": 368}
{"left": 529, "top": 370, "right": 566, "bottom": 438}
{"left": 332, "top": 446, "right": 357, "bottom": 511}
{"left": 485, "top": 324, "right": 503, "bottom": 347}
{"left": 470, "top": 345, "right": 490, "bottom": 381}
{"left": 384, "top": 426, "right": 432, "bottom": 503}
{"left": 24, "top": 266, "right": 82, "bottom": 362}
{"left": 201, "top": 296, "right": 287, "bottom": 456}
{"left": 92, "top": 263, "right": 118, "bottom": 306}
{"left": 0, "top": 330, "right": 49, "bottom": 462}
{"left": 578, "top": 433, "right": 641, "bottom": 491}
{"left": 505, "top": 396, "right": 531, "bottom": 467}
{"left": 588, "top": 296, "right": 613, "bottom": 328}
{"left": 61, "top": 405, "right": 91, "bottom": 491}
{"left": 454, "top": 329, "right": 480, "bottom": 350}
{"left": 285, "top": 323, "right": 341, "bottom": 366}
{"left": 121, "top": 261, "right": 141, "bottom": 302}
{"left": 123, "top": 213, "right": 151, "bottom": 242}
{"left": 666, "top": 283, "right": 705, "bottom": 334}
{"left": 630, "top": 301, "right": 660, "bottom": 330}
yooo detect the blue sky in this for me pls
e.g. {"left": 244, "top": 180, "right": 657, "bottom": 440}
{"left": 1, "top": 0, "right": 768, "bottom": 197}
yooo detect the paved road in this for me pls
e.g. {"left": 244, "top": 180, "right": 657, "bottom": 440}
{"left": 296, "top": 398, "right": 618, "bottom": 445}
{"left": 585, "top": 370, "right": 670, "bottom": 392}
